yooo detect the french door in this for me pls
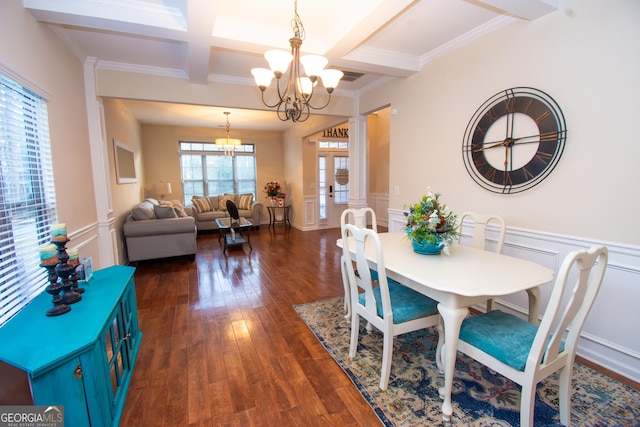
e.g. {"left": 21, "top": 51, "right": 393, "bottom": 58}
{"left": 319, "top": 152, "right": 349, "bottom": 228}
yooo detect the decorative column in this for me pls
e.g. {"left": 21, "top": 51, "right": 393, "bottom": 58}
{"left": 348, "top": 115, "right": 368, "bottom": 210}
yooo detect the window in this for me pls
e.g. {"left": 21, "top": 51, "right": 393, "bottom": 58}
{"left": 0, "top": 72, "right": 57, "bottom": 325}
{"left": 179, "top": 142, "right": 256, "bottom": 204}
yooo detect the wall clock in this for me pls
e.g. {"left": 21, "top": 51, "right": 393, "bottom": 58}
{"left": 462, "top": 87, "right": 567, "bottom": 194}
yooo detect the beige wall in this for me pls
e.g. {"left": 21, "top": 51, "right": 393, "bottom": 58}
{"left": 0, "top": 1, "right": 102, "bottom": 264}
{"left": 359, "top": 0, "right": 640, "bottom": 246}
{"left": 102, "top": 99, "right": 143, "bottom": 264}
{"left": 139, "top": 124, "right": 285, "bottom": 224}
{"left": 367, "top": 108, "right": 390, "bottom": 195}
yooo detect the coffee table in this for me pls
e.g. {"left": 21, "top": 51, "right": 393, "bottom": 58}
{"left": 215, "top": 217, "right": 253, "bottom": 253}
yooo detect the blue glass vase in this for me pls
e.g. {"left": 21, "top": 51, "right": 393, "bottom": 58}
{"left": 411, "top": 236, "right": 444, "bottom": 255}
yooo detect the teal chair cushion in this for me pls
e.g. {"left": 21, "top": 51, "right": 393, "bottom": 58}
{"left": 459, "top": 310, "right": 538, "bottom": 371}
{"left": 358, "top": 279, "right": 439, "bottom": 324}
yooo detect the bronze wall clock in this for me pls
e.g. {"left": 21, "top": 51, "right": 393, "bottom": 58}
{"left": 462, "top": 87, "right": 567, "bottom": 194}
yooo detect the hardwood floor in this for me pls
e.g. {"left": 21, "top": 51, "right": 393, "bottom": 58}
{"left": 120, "top": 226, "right": 382, "bottom": 426}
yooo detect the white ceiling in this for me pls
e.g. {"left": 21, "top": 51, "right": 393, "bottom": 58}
{"left": 24, "top": 0, "right": 560, "bottom": 131}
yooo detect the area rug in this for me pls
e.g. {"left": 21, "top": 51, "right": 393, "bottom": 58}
{"left": 294, "top": 297, "right": 640, "bottom": 426}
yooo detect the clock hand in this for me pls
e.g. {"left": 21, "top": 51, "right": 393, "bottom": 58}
{"left": 478, "top": 131, "right": 560, "bottom": 148}
{"left": 473, "top": 139, "right": 509, "bottom": 152}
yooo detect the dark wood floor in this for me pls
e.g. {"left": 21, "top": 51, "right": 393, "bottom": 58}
{"left": 119, "top": 226, "right": 382, "bottom": 426}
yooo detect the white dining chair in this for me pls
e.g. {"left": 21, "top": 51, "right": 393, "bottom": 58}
{"left": 343, "top": 224, "right": 443, "bottom": 390}
{"left": 340, "top": 207, "right": 377, "bottom": 319}
{"left": 459, "top": 212, "right": 506, "bottom": 312}
{"left": 456, "top": 245, "right": 608, "bottom": 427}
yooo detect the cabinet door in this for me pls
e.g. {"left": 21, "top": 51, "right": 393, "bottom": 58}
{"left": 29, "top": 357, "right": 91, "bottom": 426}
{"left": 104, "top": 307, "right": 130, "bottom": 412}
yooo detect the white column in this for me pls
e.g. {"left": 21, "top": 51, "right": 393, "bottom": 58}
{"left": 348, "top": 115, "right": 368, "bottom": 209}
{"left": 84, "top": 57, "right": 116, "bottom": 267}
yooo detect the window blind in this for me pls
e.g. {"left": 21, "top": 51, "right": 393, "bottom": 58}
{"left": 0, "top": 73, "right": 58, "bottom": 326}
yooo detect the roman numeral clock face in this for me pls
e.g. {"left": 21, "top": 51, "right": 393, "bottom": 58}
{"left": 462, "top": 87, "right": 567, "bottom": 194}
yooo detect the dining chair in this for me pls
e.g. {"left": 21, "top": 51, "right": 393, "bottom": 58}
{"left": 456, "top": 245, "right": 608, "bottom": 427}
{"left": 343, "top": 223, "right": 443, "bottom": 390}
{"left": 340, "top": 207, "right": 377, "bottom": 319}
{"left": 226, "top": 199, "right": 240, "bottom": 221}
{"left": 459, "top": 212, "right": 506, "bottom": 312}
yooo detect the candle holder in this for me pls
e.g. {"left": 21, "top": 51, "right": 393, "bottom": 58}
{"left": 41, "top": 263, "right": 70, "bottom": 316}
{"left": 53, "top": 240, "right": 82, "bottom": 305}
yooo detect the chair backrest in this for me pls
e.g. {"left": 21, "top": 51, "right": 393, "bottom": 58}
{"left": 459, "top": 211, "right": 506, "bottom": 253}
{"left": 226, "top": 200, "right": 240, "bottom": 220}
{"left": 342, "top": 224, "right": 392, "bottom": 322}
{"left": 341, "top": 207, "right": 377, "bottom": 232}
{"left": 526, "top": 245, "right": 608, "bottom": 372}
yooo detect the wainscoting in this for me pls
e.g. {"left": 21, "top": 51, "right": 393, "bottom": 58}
{"left": 388, "top": 208, "right": 640, "bottom": 384}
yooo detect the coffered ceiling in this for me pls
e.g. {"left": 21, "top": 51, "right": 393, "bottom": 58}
{"left": 24, "top": 0, "right": 560, "bottom": 131}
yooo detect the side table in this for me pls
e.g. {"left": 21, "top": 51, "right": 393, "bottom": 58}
{"left": 267, "top": 205, "right": 291, "bottom": 229}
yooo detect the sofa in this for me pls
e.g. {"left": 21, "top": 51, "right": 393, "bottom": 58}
{"left": 187, "top": 194, "right": 263, "bottom": 231}
{"left": 123, "top": 198, "right": 197, "bottom": 262}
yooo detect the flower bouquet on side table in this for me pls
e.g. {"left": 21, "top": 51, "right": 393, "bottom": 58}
{"left": 404, "top": 188, "right": 459, "bottom": 255}
{"left": 264, "top": 181, "right": 285, "bottom": 206}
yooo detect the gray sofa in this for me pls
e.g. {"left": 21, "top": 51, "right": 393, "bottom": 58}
{"left": 187, "top": 194, "right": 263, "bottom": 231}
{"left": 123, "top": 198, "right": 197, "bottom": 262}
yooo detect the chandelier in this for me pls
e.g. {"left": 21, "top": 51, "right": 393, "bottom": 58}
{"left": 215, "top": 112, "right": 242, "bottom": 156}
{"left": 251, "top": 0, "right": 343, "bottom": 123}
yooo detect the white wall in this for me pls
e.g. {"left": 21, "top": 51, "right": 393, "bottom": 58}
{"left": 362, "top": 0, "right": 640, "bottom": 245}
{"left": 365, "top": 0, "right": 640, "bottom": 382}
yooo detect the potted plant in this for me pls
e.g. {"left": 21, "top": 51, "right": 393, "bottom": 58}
{"left": 404, "top": 188, "right": 459, "bottom": 255}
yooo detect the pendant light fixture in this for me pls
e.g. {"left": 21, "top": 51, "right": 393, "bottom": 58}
{"left": 251, "top": 0, "right": 343, "bottom": 123}
{"left": 215, "top": 112, "right": 242, "bottom": 156}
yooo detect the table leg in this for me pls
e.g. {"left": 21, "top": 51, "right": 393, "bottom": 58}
{"left": 268, "top": 208, "right": 275, "bottom": 230}
{"left": 245, "top": 227, "right": 252, "bottom": 251}
{"left": 526, "top": 287, "right": 540, "bottom": 324}
{"left": 222, "top": 230, "right": 228, "bottom": 254}
{"left": 437, "top": 304, "right": 468, "bottom": 422}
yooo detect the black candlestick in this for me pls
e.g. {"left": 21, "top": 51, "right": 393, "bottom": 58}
{"left": 53, "top": 240, "right": 82, "bottom": 305}
{"left": 42, "top": 263, "right": 70, "bottom": 316}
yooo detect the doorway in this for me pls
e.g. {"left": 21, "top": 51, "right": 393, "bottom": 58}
{"left": 318, "top": 146, "right": 349, "bottom": 228}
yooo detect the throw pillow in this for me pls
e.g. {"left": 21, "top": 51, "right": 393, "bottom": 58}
{"left": 161, "top": 200, "right": 188, "bottom": 218}
{"left": 192, "top": 196, "right": 212, "bottom": 213}
{"left": 154, "top": 205, "right": 177, "bottom": 219}
{"left": 132, "top": 201, "right": 156, "bottom": 220}
{"left": 208, "top": 196, "right": 219, "bottom": 210}
{"left": 237, "top": 194, "right": 253, "bottom": 210}
{"left": 218, "top": 195, "right": 235, "bottom": 211}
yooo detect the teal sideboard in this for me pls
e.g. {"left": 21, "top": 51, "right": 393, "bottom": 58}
{"left": 0, "top": 265, "right": 142, "bottom": 426}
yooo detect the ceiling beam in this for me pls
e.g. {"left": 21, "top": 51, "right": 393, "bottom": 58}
{"left": 477, "top": 0, "right": 560, "bottom": 20}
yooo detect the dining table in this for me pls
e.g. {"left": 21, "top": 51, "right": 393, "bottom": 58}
{"left": 337, "top": 232, "right": 554, "bottom": 421}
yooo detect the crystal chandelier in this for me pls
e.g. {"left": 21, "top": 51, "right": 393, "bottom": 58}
{"left": 215, "top": 112, "right": 241, "bottom": 156}
{"left": 251, "top": 0, "right": 343, "bottom": 123}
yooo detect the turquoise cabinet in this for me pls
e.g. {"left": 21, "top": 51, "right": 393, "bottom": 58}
{"left": 0, "top": 265, "right": 141, "bottom": 426}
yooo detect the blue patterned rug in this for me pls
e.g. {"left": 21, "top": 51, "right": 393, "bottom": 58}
{"left": 294, "top": 297, "right": 640, "bottom": 426}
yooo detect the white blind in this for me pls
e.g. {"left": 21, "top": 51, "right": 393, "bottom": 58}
{"left": 0, "top": 73, "right": 58, "bottom": 326}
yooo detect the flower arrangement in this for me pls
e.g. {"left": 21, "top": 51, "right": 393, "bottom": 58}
{"left": 264, "top": 181, "right": 283, "bottom": 198}
{"left": 404, "top": 188, "right": 459, "bottom": 255}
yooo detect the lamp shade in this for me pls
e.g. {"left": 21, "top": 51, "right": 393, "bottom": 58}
{"left": 300, "top": 54, "right": 328, "bottom": 78}
{"left": 155, "top": 182, "right": 172, "bottom": 200}
{"left": 251, "top": 68, "right": 275, "bottom": 89}
{"left": 319, "top": 69, "right": 344, "bottom": 90}
{"left": 265, "top": 50, "right": 293, "bottom": 75}
{"left": 215, "top": 138, "right": 242, "bottom": 147}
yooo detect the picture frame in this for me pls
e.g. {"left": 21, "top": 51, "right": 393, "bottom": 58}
{"left": 79, "top": 256, "right": 93, "bottom": 283}
{"left": 113, "top": 139, "right": 137, "bottom": 184}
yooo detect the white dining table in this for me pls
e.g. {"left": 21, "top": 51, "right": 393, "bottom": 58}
{"left": 337, "top": 232, "right": 554, "bottom": 421}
